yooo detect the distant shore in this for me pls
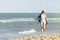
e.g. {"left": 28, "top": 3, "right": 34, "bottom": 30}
{"left": 7, "top": 32, "right": 60, "bottom": 40}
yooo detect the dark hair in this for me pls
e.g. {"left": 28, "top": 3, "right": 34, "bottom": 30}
{"left": 41, "top": 10, "right": 45, "bottom": 14}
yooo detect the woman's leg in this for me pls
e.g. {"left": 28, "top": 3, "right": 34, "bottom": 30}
{"left": 43, "top": 22, "right": 46, "bottom": 33}
{"left": 41, "top": 22, "right": 44, "bottom": 33}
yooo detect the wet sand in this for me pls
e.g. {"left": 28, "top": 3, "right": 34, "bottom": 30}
{"left": 7, "top": 32, "right": 60, "bottom": 40}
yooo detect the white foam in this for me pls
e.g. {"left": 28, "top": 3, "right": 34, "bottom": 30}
{"left": 0, "top": 18, "right": 35, "bottom": 23}
{"left": 0, "top": 18, "right": 60, "bottom": 23}
{"left": 18, "top": 29, "right": 36, "bottom": 34}
{"left": 47, "top": 18, "right": 60, "bottom": 20}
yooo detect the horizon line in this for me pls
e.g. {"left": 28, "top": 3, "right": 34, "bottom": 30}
{"left": 0, "top": 12, "right": 59, "bottom": 13}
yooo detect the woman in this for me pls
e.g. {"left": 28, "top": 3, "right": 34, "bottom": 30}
{"left": 37, "top": 9, "right": 47, "bottom": 33}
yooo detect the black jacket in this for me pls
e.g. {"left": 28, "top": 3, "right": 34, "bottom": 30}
{"left": 37, "top": 14, "right": 48, "bottom": 25}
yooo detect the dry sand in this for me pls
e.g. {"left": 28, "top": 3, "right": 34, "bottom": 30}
{"left": 7, "top": 32, "right": 60, "bottom": 40}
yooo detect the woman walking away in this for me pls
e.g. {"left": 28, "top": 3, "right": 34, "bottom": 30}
{"left": 37, "top": 9, "right": 48, "bottom": 33}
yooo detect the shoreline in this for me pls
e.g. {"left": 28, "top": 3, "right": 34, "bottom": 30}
{"left": 7, "top": 32, "right": 60, "bottom": 40}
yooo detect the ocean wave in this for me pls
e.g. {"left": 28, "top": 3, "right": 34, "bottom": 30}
{"left": 18, "top": 29, "right": 36, "bottom": 34}
{"left": 0, "top": 18, "right": 60, "bottom": 23}
{"left": 47, "top": 18, "right": 60, "bottom": 20}
{"left": 0, "top": 18, "right": 35, "bottom": 23}
{"left": 0, "top": 29, "right": 36, "bottom": 38}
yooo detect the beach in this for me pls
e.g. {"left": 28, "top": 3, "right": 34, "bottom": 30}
{"left": 7, "top": 32, "right": 60, "bottom": 40}
{"left": 0, "top": 13, "right": 60, "bottom": 40}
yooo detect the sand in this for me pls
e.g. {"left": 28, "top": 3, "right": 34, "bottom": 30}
{"left": 7, "top": 32, "right": 60, "bottom": 40}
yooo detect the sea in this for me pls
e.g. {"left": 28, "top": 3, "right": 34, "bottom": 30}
{"left": 0, "top": 13, "right": 60, "bottom": 40}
